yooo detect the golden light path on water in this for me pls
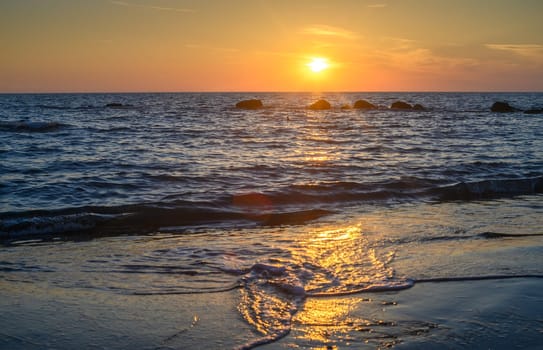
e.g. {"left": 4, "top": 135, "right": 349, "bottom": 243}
{"left": 289, "top": 223, "right": 407, "bottom": 348}
{"left": 292, "top": 224, "right": 397, "bottom": 295}
{"left": 235, "top": 204, "right": 499, "bottom": 349}
{"left": 236, "top": 221, "right": 403, "bottom": 349}
{"left": 291, "top": 108, "right": 346, "bottom": 166}
{"left": 233, "top": 107, "right": 407, "bottom": 348}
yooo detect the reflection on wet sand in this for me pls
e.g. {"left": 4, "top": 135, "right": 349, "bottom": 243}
{"left": 235, "top": 223, "right": 408, "bottom": 348}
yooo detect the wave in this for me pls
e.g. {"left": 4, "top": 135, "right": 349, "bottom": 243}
{"left": 434, "top": 176, "right": 543, "bottom": 200}
{"left": 381, "top": 231, "right": 543, "bottom": 246}
{"left": 0, "top": 120, "right": 67, "bottom": 132}
{"left": 35, "top": 103, "right": 138, "bottom": 110}
{"left": 478, "top": 231, "right": 543, "bottom": 239}
{"left": 252, "top": 179, "right": 435, "bottom": 206}
{"left": 36, "top": 104, "right": 96, "bottom": 110}
{"left": 1, "top": 176, "right": 541, "bottom": 239}
{"left": 238, "top": 176, "right": 543, "bottom": 207}
{"left": 414, "top": 274, "right": 543, "bottom": 283}
{"left": 0, "top": 203, "right": 333, "bottom": 239}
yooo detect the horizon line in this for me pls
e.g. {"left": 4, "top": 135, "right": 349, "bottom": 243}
{"left": 1, "top": 90, "right": 543, "bottom": 94}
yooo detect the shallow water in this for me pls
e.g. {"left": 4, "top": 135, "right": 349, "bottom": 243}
{"left": 1, "top": 92, "right": 542, "bottom": 348}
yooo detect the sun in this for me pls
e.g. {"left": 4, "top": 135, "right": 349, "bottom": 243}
{"left": 307, "top": 57, "right": 329, "bottom": 73}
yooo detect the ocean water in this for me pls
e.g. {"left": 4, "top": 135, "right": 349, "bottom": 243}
{"left": 1, "top": 92, "right": 543, "bottom": 349}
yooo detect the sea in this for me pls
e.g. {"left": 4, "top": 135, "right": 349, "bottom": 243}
{"left": 1, "top": 92, "right": 542, "bottom": 349}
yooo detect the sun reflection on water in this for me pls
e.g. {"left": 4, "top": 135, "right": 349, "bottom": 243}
{"left": 235, "top": 222, "right": 402, "bottom": 347}
{"left": 293, "top": 296, "right": 371, "bottom": 345}
{"left": 290, "top": 224, "right": 397, "bottom": 296}
{"left": 233, "top": 219, "right": 413, "bottom": 349}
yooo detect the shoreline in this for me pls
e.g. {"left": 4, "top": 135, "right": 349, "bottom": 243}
{"left": 263, "top": 277, "right": 543, "bottom": 349}
{"left": 2, "top": 277, "right": 542, "bottom": 349}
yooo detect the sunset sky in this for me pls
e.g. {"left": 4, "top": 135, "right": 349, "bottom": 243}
{"left": 2, "top": 0, "right": 543, "bottom": 92}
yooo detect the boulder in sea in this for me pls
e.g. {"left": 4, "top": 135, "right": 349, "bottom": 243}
{"left": 353, "top": 99, "right": 377, "bottom": 110}
{"left": 490, "top": 101, "right": 517, "bottom": 113}
{"left": 413, "top": 103, "right": 426, "bottom": 111}
{"left": 341, "top": 104, "right": 351, "bottom": 109}
{"left": 235, "top": 99, "right": 264, "bottom": 109}
{"left": 308, "top": 99, "right": 331, "bottom": 110}
{"left": 105, "top": 103, "right": 126, "bottom": 108}
{"left": 390, "top": 101, "right": 413, "bottom": 110}
{"left": 524, "top": 108, "right": 543, "bottom": 115}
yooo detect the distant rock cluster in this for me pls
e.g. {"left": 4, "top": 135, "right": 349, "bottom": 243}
{"left": 490, "top": 101, "right": 543, "bottom": 114}
{"left": 235, "top": 99, "right": 543, "bottom": 115}
{"left": 235, "top": 98, "right": 428, "bottom": 111}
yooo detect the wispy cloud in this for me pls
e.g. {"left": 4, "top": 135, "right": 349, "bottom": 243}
{"left": 485, "top": 44, "right": 543, "bottom": 58}
{"left": 367, "top": 4, "right": 387, "bottom": 8}
{"left": 111, "top": 1, "right": 195, "bottom": 13}
{"left": 381, "top": 37, "right": 418, "bottom": 50}
{"left": 363, "top": 38, "right": 481, "bottom": 74}
{"left": 485, "top": 44, "right": 543, "bottom": 68}
{"left": 300, "top": 25, "right": 358, "bottom": 40}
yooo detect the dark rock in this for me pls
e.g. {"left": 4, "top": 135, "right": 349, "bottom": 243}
{"left": 524, "top": 108, "right": 543, "bottom": 115}
{"left": 353, "top": 100, "right": 377, "bottom": 109}
{"left": 490, "top": 101, "right": 517, "bottom": 113}
{"left": 105, "top": 103, "right": 125, "bottom": 108}
{"left": 390, "top": 101, "right": 413, "bottom": 110}
{"left": 308, "top": 99, "right": 331, "bottom": 110}
{"left": 235, "top": 99, "right": 263, "bottom": 109}
{"left": 413, "top": 104, "right": 426, "bottom": 111}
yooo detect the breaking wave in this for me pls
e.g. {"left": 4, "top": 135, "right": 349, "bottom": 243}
{"left": 0, "top": 120, "right": 67, "bottom": 132}
{"left": 1, "top": 176, "right": 541, "bottom": 239}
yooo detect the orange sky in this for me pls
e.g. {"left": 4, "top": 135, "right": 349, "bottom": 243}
{"left": 1, "top": 0, "right": 543, "bottom": 92}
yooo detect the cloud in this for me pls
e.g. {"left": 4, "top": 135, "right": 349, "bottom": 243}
{"left": 111, "top": 1, "right": 195, "bottom": 13}
{"left": 361, "top": 38, "right": 481, "bottom": 75}
{"left": 367, "top": 4, "right": 387, "bottom": 8}
{"left": 485, "top": 44, "right": 543, "bottom": 58}
{"left": 380, "top": 37, "right": 419, "bottom": 51}
{"left": 300, "top": 25, "right": 358, "bottom": 40}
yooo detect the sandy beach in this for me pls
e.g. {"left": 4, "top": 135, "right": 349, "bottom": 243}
{"left": 280, "top": 278, "right": 543, "bottom": 349}
{"left": 2, "top": 275, "right": 542, "bottom": 349}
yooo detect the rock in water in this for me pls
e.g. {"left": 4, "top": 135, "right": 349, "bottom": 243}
{"left": 105, "top": 103, "right": 130, "bottom": 108}
{"left": 391, "top": 101, "right": 413, "bottom": 110}
{"left": 353, "top": 99, "right": 377, "bottom": 109}
{"left": 490, "top": 101, "right": 516, "bottom": 112}
{"left": 413, "top": 103, "right": 426, "bottom": 111}
{"left": 235, "top": 99, "right": 263, "bottom": 109}
{"left": 524, "top": 109, "right": 543, "bottom": 115}
{"left": 308, "top": 99, "right": 331, "bottom": 110}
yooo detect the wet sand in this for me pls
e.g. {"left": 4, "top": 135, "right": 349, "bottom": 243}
{"left": 2, "top": 277, "right": 542, "bottom": 349}
{"left": 0, "top": 280, "right": 253, "bottom": 349}
{"left": 266, "top": 278, "right": 543, "bottom": 349}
